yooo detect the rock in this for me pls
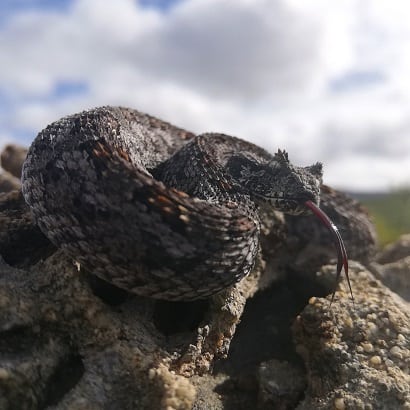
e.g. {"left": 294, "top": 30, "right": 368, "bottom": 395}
{"left": 370, "top": 257, "right": 410, "bottom": 301}
{"left": 0, "top": 191, "right": 56, "bottom": 267}
{"left": 0, "top": 170, "right": 398, "bottom": 408}
{"left": 257, "top": 359, "right": 306, "bottom": 409}
{"left": 0, "top": 251, "right": 262, "bottom": 410}
{"left": 0, "top": 144, "right": 26, "bottom": 193}
{"left": 2, "top": 234, "right": 409, "bottom": 409}
{"left": 293, "top": 262, "right": 410, "bottom": 409}
{"left": 150, "top": 364, "right": 197, "bottom": 409}
{"left": 0, "top": 172, "right": 21, "bottom": 193}
{"left": 376, "top": 234, "right": 410, "bottom": 264}
{"left": 366, "top": 234, "right": 410, "bottom": 301}
{"left": 0, "top": 144, "right": 27, "bottom": 179}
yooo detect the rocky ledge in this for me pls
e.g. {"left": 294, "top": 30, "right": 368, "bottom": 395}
{"left": 1, "top": 144, "right": 409, "bottom": 410}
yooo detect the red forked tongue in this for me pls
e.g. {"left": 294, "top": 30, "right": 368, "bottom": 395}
{"left": 305, "top": 200, "right": 353, "bottom": 304}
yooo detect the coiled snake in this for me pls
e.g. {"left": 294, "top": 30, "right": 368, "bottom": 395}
{"left": 21, "top": 106, "right": 350, "bottom": 301}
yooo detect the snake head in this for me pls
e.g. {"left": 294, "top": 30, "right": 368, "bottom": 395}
{"left": 226, "top": 149, "right": 352, "bottom": 302}
{"left": 226, "top": 149, "right": 323, "bottom": 215}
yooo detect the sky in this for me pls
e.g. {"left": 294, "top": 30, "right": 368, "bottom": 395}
{"left": 1, "top": 0, "right": 410, "bottom": 192}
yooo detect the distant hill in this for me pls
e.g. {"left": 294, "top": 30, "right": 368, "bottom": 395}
{"left": 347, "top": 191, "right": 389, "bottom": 201}
{"left": 346, "top": 191, "right": 391, "bottom": 201}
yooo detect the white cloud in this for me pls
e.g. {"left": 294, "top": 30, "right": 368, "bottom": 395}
{"left": 326, "top": 154, "right": 410, "bottom": 191}
{"left": 1, "top": 0, "right": 410, "bottom": 191}
{"left": 134, "top": 0, "right": 325, "bottom": 100}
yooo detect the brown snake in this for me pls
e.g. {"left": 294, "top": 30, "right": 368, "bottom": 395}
{"left": 21, "top": 106, "right": 350, "bottom": 301}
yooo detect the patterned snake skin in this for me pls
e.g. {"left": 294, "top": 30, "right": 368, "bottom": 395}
{"left": 21, "top": 106, "right": 348, "bottom": 301}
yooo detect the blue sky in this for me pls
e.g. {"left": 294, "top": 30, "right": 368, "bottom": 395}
{"left": 0, "top": 0, "right": 178, "bottom": 11}
{"left": 0, "top": 0, "right": 180, "bottom": 20}
{"left": 139, "top": 0, "right": 182, "bottom": 11}
{"left": 0, "top": 0, "right": 71, "bottom": 23}
{"left": 1, "top": 0, "right": 410, "bottom": 191}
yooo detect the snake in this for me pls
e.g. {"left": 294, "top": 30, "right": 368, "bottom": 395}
{"left": 21, "top": 106, "right": 350, "bottom": 301}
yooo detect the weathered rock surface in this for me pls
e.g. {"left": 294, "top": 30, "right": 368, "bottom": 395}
{"left": 0, "top": 172, "right": 21, "bottom": 193}
{"left": 0, "top": 242, "right": 268, "bottom": 409}
{"left": 0, "top": 144, "right": 27, "bottom": 179}
{"left": 1, "top": 143, "right": 409, "bottom": 409}
{"left": 369, "top": 234, "right": 410, "bottom": 301}
{"left": 294, "top": 262, "right": 410, "bottom": 410}
{"left": 376, "top": 233, "right": 410, "bottom": 264}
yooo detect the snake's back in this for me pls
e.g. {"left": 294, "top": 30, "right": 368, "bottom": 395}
{"left": 22, "top": 106, "right": 261, "bottom": 300}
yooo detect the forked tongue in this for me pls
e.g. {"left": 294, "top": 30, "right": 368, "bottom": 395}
{"left": 305, "top": 200, "right": 353, "bottom": 304}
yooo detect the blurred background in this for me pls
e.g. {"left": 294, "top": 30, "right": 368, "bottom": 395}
{"left": 1, "top": 0, "right": 409, "bottom": 244}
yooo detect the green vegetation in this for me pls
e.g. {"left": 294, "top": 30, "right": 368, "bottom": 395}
{"left": 357, "top": 187, "right": 410, "bottom": 247}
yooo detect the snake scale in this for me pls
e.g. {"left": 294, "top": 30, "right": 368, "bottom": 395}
{"left": 21, "top": 106, "right": 349, "bottom": 301}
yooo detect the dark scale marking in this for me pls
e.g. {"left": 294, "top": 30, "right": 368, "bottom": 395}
{"left": 22, "top": 106, "right": 350, "bottom": 301}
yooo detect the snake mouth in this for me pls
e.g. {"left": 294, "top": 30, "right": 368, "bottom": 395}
{"left": 267, "top": 197, "right": 312, "bottom": 215}
{"left": 305, "top": 200, "right": 353, "bottom": 303}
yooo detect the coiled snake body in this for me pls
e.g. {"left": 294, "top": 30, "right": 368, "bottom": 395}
{"left": 22, "top": 106, "right": 348, "bottom": 301}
